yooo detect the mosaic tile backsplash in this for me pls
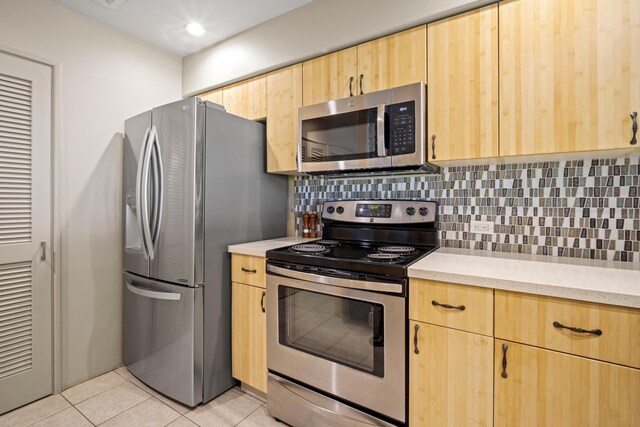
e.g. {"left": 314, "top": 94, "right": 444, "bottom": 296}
{"left": 294, "top": 156, "right": 640, "bottom": 262}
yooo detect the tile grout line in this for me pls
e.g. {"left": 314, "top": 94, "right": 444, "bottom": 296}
{"left": 22, "top": 395, "right": 73, "bottom": 427}
{"left": 90, "top": 391, "right": 154, "bottom": 426}
{"left": 60, "top": 393, "right": 96, "bottom": 425}
{"left": 63, "top": 373, "right": 128, "bottom": 406}
{"left": 233, "top": 401, "right": 263, "bottom": 427}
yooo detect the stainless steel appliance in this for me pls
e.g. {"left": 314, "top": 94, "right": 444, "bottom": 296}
{"left": 266, "top": 200, "right": 438, "bottom": 426}
{"left": 297, "top": 82, "right": 432, "bottom": 174}
{"left": 123, "top": 97, "right": 287, "bottom": 407}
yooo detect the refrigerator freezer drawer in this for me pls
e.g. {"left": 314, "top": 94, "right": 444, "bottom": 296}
{"left": 123, "top": 272, "right": 203, "bottom": 406}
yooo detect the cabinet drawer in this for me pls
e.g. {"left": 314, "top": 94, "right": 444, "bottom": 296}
{"left": 409, "top": 279, "right": 494, "bottom": 336}
{"left": 231, "top": 254, "right": 266, "bottom": 288}
{"left": 495, "top": 291, "right": 640, "bottom": 369}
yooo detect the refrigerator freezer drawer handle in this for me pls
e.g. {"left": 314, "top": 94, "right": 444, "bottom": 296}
{"left": 126, "top": 281, "right": 182, "bottom": 301}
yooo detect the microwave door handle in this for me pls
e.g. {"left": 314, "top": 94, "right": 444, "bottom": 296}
{"left": 376, "top": 104, "right": 386, "bottom": 157}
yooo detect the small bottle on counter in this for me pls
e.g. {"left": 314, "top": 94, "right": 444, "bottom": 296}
{"left": 309, "top": 213, "right": 317, "bottom": 238}
{"left": 302, "top": 213, "right": 310, "bottom": 238}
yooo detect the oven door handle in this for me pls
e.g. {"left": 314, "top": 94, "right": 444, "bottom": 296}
{"left": 267, "top": 264, "right": 403, "bottom": 294}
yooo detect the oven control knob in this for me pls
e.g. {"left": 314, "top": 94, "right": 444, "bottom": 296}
{"left": 406, "top": 207, "right": 416, "bottom": 216}
{"left": 326, "top": 206, "right": 335, "bottom": 214}
{"left": 336, "top": 206, "right": 344, "bottom": 214}
{"left": 419, "top": 207, "right": 429, "bottom": 216}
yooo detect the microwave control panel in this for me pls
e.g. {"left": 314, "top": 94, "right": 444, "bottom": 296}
{"left": 387, "top": 101, "right": 415, "bottom": 155}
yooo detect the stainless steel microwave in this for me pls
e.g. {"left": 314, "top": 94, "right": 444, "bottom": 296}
{"left": 297, "top": 82, "right": 427, "bottom": 173}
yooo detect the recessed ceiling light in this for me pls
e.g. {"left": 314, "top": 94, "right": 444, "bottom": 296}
{"left": 186, "top": 22, "right": 206, "bottom": 36}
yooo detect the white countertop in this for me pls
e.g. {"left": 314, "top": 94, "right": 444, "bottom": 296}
{"left": 228, "top": 236, "right": 315, "bottom": 257}
{"left": 409, "top": 248, "right": 640, "bottom": 309}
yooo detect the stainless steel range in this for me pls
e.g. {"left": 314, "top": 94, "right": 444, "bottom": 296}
{"left": 266, "top": 200, "right": 438, "bottom": 426}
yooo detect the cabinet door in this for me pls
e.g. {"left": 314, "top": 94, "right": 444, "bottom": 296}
{"left": 223, "top": 76, "right": 267, "bottom": 120}
{"left": 500, "top": 0, "right": 640, "bottom": 156}
{"left": 231, "top": 282, "right": 267, "bottom": 393}
{"left": 199, "top": 88, "right": 223, "bottom": 105}
{"left": 495, "top": 340, "right": 640, "bottom": 427}
{"left": 409, "top": 321, "right": 493, "bottom": 427}
{"left": 427, "top": 5, "right": 498, "bottom": 162}
{"left": 266, "top": 64, "right": 302, "bottom": 174}
{"left": 356, "top": 25, "right": 426, "bottom": 94}
{"left": 302, "top": 47, "right": 357, "bottom": 106}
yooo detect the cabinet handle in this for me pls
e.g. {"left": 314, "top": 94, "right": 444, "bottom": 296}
{"left": 241, "top": 267, "right": 257, "bottom": 274}
{"left": 359, "top": 74, "right": 364, "bottom": 95}
{"left": 431, "top": 300, "right": 465, "bottom": 311}
{"left": 413, "top": 323, "right": 420, "bottom": 354}
{"left": 552, "top": 321, "right": 602, "bottom": 336}
{"left": 501, "top": 343, "right": 508, "bottom": 378}
{"left": 40, "top": 241, "right": 46, "bottom": 261}
{"left": 261, "top": 290, "right": 266, "bottom": 313}
{"left": 631, "top": 112, "right": 638, "bottom": 146}
{"left": 349, "top": 76, "right": 354, "bottom": 97}
{"left": 431, "top": 134, "right": 436, "bottom": 160}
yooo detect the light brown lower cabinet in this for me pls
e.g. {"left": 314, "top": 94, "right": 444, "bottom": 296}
{"left": 231, "top": 281, "right": 267, "bottom": 393}
{"left": 409, "top": 321, "right": 494, "bottom": 427}
{"left": 494, "top": 340, "right": 640, "bottom": 427}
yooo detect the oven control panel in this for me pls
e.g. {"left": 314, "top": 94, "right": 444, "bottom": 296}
{"left": 322, "top": 200, "right": 437, "bottom": 224}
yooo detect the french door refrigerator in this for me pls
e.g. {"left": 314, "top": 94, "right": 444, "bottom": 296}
{"left": 122, "top": 97, "right": 287, "bottom": 406}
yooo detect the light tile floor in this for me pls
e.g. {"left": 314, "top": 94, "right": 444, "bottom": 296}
{"left": 0, "top": 367, "right": 283, "bottom": 427}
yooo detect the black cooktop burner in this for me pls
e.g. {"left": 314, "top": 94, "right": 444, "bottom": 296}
{"left": 291, "top": 244, "right": 329, "bottom": 254}
{"left": 378, "top": 246, "right": 416, "bottom": 254}
{"left": 316, "top": 240, "right": 339, "bottom": 246}
{"left": 367, "top": 252, "right": 402, "bottom": 262}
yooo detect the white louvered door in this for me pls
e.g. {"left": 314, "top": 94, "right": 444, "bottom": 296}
{"left": 0, "top": 52, "right": 52, "bottom": 414}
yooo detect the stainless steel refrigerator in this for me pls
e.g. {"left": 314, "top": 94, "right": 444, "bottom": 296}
{"left": 122, "top": 97, "right": 287, "bottom": 406}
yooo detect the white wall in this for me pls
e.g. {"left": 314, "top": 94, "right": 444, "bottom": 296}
{"left": 182, "top": 0, "right": 493, "bottom": 96}
{"left": 0, "top": 0, "right": 182, "bottom": 388}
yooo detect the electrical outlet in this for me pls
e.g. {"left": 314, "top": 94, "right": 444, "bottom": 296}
{"left": 470, "top": 220, "right": 494, "bottom": 234}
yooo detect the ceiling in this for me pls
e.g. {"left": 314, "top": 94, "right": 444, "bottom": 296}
{"left": 51, "top": 0, "right": 313, "bottom": 56}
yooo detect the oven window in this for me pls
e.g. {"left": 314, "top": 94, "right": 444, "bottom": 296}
{"left": 278, "top": 286, "right": 384, "bottom": 377}
{"left": 300, "top": 108, "right": 380, "bottom": 162}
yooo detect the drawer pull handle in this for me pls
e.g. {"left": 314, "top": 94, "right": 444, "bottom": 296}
{"left": 413, "top": 323, "right": 420, "bottom": 354}
{"left": 431, "top": 300, "right": 465, "bottom": 311}
{"left": 241, "top": 267, "right": 257, "bottom": 274}
{"left": 552, "top": 321, "right": 602, "bottom": 336}
{"left": 631, "top": 111, "right": 638, "bottom": 145}
{"left": 501, "top": 343, "right": 508, "bottom": 378}
{"left": 261, "top": 290, "right": 266, "bottom": 313}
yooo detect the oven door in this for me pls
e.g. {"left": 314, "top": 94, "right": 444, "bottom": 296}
{"left": 298, "top": 89, "right": 392, "bottom": 173}
{"left": 266, "top": 267, "right": 406, "bottom": 423}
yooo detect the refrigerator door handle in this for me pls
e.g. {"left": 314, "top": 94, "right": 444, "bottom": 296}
{"left": 140, "top": 126, "right": 155, "bottom": 259}
{"left": 136, "top": 126, "right": 152, "bottom": 259}
{"left": 126, "top": 280, "right": 182, "bottom": 301}
{"left": 150, "top": 126, "right": 164, "bottom": 249}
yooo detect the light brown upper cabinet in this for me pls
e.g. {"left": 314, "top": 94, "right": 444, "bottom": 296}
{"left": 499, "top": 0, "right": 640, "bottom": 156}
{"left": 222, "top": 75, "right": 267, "bottom": 121}
{"left": 302, "top": 28, "right": 427, "bottom": 106}
{"left": 266, "top": 64, "right": 302, "bottom": 174}
{"left": 199, "top": 88, "right": 223, "bottom": 105}
{"left": 427, "top": 5, "right": 499, "bottom": 162}
{"left": 302, "top": 47, "right": 357, "bottom": 106}
{"left": 357, "top": 25, "right": 427, "bottom": 94}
